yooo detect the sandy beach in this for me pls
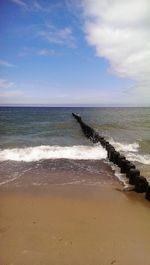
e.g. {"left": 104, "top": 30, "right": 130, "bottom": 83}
{"left": 1, "top": 0, "right": 150, "bottom": 262}
{"left": 0, "top": 181, "right": 150, "bottom": 265}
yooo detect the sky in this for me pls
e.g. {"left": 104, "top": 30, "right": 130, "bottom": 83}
{"left": 0, "top": 0, "right": 149, "bottom": 106}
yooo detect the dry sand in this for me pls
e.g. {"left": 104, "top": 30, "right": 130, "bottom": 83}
{"left": 0, "top": 184, "right": 150, "bottom": 265}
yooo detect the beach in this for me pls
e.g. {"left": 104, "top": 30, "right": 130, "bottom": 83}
{"left": 1, "top": 0, "right": 150, "bottom": 262}
{"left": 1, "top": 178, "right": 150, "bottom": 265}
{"left": 0, "top": 107, "right": 150, "bottom": 264}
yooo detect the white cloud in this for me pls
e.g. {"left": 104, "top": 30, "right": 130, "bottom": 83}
{"left": 11, "top": 0, "right": 28, "bottom": 8}
{"left": 0, "top": 79, "right": 24, "bottom": 103}
{"left": 18, "top": 47, "right": 57, "bottom": 57}
{"left": 79, "top": 0, "right": 150, "bottom": 101}
{"left": 29, "top": 0, "right": 48, "bottom": 12}
{"left": 38, "top": 25, "right": 76, "bottom": 48}
{"left": 36, "top": 48, "right": 55, "bottom": 56}
{"left": 11, "top": 0, "right": 43, "bottom": 11}
{"left": 32, "top": 1, "right": 43, "bottom": 11}
{"left": 0, "top": 59, "right": 16, "bottom": 68}
{"left": 0, "top": 79, "right": 15, "bottom": 89}
{"left": 11, "top": 0, "right": 62, "bottom": 13}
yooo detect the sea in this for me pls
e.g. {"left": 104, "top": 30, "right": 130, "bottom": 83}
{"left": 0, "top": 107, "right": 150, "bottom": 188}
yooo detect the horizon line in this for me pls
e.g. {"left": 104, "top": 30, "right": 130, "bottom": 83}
{"left": 0, "top": 104, "right": 150, "bottom": 108}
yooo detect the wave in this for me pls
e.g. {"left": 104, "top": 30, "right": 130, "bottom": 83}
{"left": 109, "top": 139, "right": 150, "bottom": 165}
{"left": 109, "top": 139, "right": 139, "bottom": 152}
{"left": 126, "top": 153, "right": 150, "bottom": 165}
{"left": 0, "top": 145, "right": 107, "bottom": 162}
{"left": 0, "top": 140, "right": 149, "bottom": 166}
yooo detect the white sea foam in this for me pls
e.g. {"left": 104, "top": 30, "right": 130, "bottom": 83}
{"left": 109, "top": 139, "right": 139, "bottom": 152}
{"left": 109, "top": 153, "right": 150, "bottom": 187}
{"left": 0, "top": 176, "right": 18, "bottom": 186}
{"left": 110, "top": 163, "right": 128, "bottom": 186}
{"left": 105, "top": 138, "right": 150, "bottom": 186}
{"left": 109, "top": 139, "right": 150, "bottom": 165}
{"left": 0, "top": 145, "right": 107, "bottom": 162}
{"left": 126, "top": 153, "right": 150, "bottom": 165}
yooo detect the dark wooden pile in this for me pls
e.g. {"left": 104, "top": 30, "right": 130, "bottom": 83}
{"left": 72, "top": 112, "right": 150, "bottom": 201}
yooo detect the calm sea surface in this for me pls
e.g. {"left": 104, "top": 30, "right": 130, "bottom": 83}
{"left": 0, "top": 107, "right": 150, "bottom": 187}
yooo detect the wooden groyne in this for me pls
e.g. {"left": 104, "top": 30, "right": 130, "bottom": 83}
{"left": 72, "top": 113, "right": 150, "bottom": 201}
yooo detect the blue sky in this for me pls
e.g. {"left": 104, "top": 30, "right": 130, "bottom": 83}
{"left": 0, "top": 0, "right": 149, "bottom": 106}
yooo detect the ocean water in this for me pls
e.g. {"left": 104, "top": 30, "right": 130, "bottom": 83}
{"left": 0, "top": 107, "right": 150, "bottom": 187}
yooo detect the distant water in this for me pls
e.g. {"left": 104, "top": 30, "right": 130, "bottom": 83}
{"left": 0, "top": 107, "right": 150, "bottom": 187}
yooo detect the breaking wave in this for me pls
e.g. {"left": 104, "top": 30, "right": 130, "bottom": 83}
{"left": 0, "top": 145, "right": 107, "bottom": 162}
{"left": 109, "top": 139, "right": 139, "bottom": 152}
{"left": 0, "top": 140, "right": 149, "bottom": 166}
{"left": 126, "top": 153, "right": 150, "bottom": 165}
{"left": 109, "top": 139, "right": 150, "bottom": 165}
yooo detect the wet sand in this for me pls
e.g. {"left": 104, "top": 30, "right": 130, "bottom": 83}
{"left": 0, "top": 183, "right": 150, "bottom": 265}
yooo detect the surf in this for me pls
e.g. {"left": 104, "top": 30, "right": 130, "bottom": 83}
{"left": 0, "top": 145, "right": 107, "bottom": 162}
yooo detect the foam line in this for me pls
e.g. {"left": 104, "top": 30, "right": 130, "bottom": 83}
{"left": 0, "top": 145, "right": 107, "bottom": 162}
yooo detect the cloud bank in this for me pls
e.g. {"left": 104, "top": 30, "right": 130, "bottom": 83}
{"left": 80, "top": 0, "right": 150, "bottom": 101}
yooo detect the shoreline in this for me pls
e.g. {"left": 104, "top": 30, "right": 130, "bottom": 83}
{"left": 0, "top": 181, "right": 150, "bottom": 265}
